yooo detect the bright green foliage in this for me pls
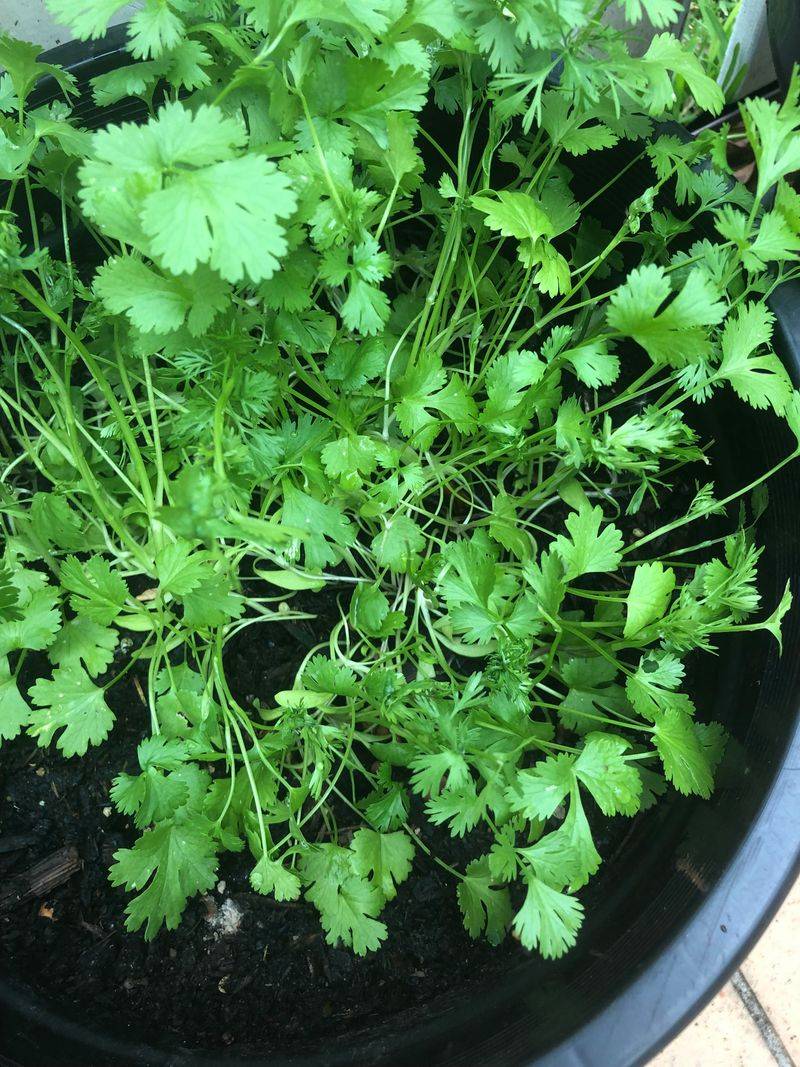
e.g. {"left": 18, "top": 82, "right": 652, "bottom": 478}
{"left": 28, "top": 666, "right": 115, "bottom": 757}
{"left": 0, "top": 0, "right": 796, "bottom": 962}
{"left": 512, "top": 874, "right": 584, "bottom": 958}
{"left": 624, "top": 562, "right": 676, "bottom": 637}
{"left": 552, "top": 504, "right": 624, "bottom": 580}
{"left": 0, "top": 656, "right": 29, "bottom": 742}
{"left": 49, "top": 618, "right": 118, "bottom": 676}
{"left": 110, "top": 813, "right": 219, "bottom": 938}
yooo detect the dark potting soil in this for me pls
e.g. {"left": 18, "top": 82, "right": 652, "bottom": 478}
{"left": 0, "top": 599, "right": 532, "bottom": 1058}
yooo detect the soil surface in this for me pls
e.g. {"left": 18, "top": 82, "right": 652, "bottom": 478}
{"left": 0, "top": 605, "right": 528, "bottom": 1058}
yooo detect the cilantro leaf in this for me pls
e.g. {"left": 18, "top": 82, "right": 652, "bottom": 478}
{"left": 653, "top": 707, "right": 714, "bottom": 798}
{"left": 371, "top": 514, "right": 425, "bottom": 571}
{"left": 714, "top": 303, "right": 792, "bottom": 415}
{"left": 457, "top": 857, "right": 513, "bottom": 945}
{"left": 472, "top": 190, "right": 554, "bottom": 243}
{"left": 0, "top": 585, "right": 60, "bottom": 655}
{"left": 60, "top": 555, "right": 128, "bottom": 626}
{"left": 0, "top": 656, "right": 29, "bottom": 743}
{"left": 350, "top": 828, "right": 415, "bottom": 901}
{"left": 742, "top": 72, "right": 800, "bottom": 199}
{"left": 182, "top": 574, "right": 244, "bottom": 629}
{"left": 155, "top": 541, "right": 210, "bottom": 598}
{"left": 574, "top": 733, "right": 642, "bottom": 816}
{"left": 29, "top": 665, "right": 115, "bottom": 757}
{"left": 0, "top": 564, "right": 20, "bottom": 623}
{"left": 80, "top": 103, "right": 296, "bottom": 284}
{"left": 250, "top": 855, "right": 302, "bottom": 901}
{"left": 624, "top": 561, "right": 676, "bottom": 637}
{"left": 642, "top": 34, "right": 724, "bottom": 115}
{"left": 552, "top": 504, "right": 624, "bottom": 580}
{"left": 110, "top": 814, "right": 219, "bottom": 939}
{"left": 607, "top": 264, "right": 726, "bottom": 367}
{"left": 565, "top": 338, "right": 620, "bottom": 387}
{"left": 395, "top": 354, "right": 477, "bottom": 447}
{"left": 506, "top": 753, "right": 575, "bottom": 821}
{"left": 282, "top": 486, "right": 355, "bottom": 570}
{"left": 49, "top": 618, "right": 118, "bottom": 677}
{"left": 95, "top": 256, "right": 228, "bottom": 336}
{"left": 302, "top": 844, "right": 387, "bottom": 955}
{"left": 512, "top": 873, "right": 583, "bottom": 958}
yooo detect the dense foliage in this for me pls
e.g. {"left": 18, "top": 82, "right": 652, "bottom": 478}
{"left": 0, "top": 0, "right": 798, "bottom": 960}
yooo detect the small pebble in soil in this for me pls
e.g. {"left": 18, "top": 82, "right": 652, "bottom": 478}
{"left": 205, "top": 898, "right": 243, "bottom": 940}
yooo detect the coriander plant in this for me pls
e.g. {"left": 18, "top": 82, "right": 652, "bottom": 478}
{"left": 0, "top": 0, "right": 799, "bottom": 960}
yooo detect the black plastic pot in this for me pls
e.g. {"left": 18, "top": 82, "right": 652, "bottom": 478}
{"left": 2, "top": 30, "right": 800, "bottom": 1067}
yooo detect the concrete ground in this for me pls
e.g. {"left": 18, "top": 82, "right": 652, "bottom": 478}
{"left": 651, "top": 878, "right": 799, "bottom": 1066}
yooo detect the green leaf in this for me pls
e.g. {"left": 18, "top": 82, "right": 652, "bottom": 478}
{"left": 564, "top": 339, "right": 620, "bottom": 387}
{"left": 653, "top": 707, "right": 714, "bottom": 798}
{"left": 552, "top": 503, "right": 624, "bottom": 580}
{"left": 282, "top": 487, "right": 355, "bottom": 571}
{"left": 250, "top": 855, "right": 302, "bottom": 901}
{"left": 325, "top": 336, "right": 388, "bottom": 390}
{"left": 141, "top": 153, "right": 295, "bottom": 283}
{"left": 619, "top": 0, "right": 683, "bottom": 28}
{"left": 762, "top": 580, "right": 793, "bottom": 653}
{"left": 0, "top": 564, "right": 21, "bottom": 623}
{"left": 457, "top": 857, "right": 513, "bottom": 945}
{"left": 642, "top": 33, "right": 724, "bottom": 115}
{"left": 742, "top": 72, "right": 800, "bottom": 199}
{"left": 127, "top": 2, "right": 185, "bottom": 59}
{"left": 489, "top": 493, "right": 531, "bottom": 561}
{"left": 28, "top": 492, "right": 85, "bottom": 551}
{"left": 472, "top": 190, "right": 554, "bottom": 243}
{"left": 607, "top": 264, "right": 726, "bottom": 367}
{"left": 60, "top": 555, "right": 128, "bottom": 626}
{"left": 574, "top": 733, "right": 642, "bottom": 816}
{"left": 303, "top": 654, "right": 359, "bottom": 697}
{"left": 351, "top": 583, "right": 401, "bottom": 636}
{"left": 0, "top": 656, "right": 29, "bottom": 743}
{"left": 350, "top": 828, "right": 415, "bottom": 901}
{"left": 512, "top": 873, "right": 583, "bottom": 958}
{"left": 481, "top": 348, "right": 545, "bottom": 436}
{"left": 371, "top": 514, "right": 425, "bottom": 571}
{"left": 302, "top": 844, "right": 387, "bottom": 955}
{"left": 95, "top": 256, "right": 229, "bottom": 336}
{"left": 80, "top": 102, "right": 296, "bottom": 284}
{"left": 426, "top": 783, "right": 486, "bottom": 836}
{"left": 506, "top": 753, "right": 575, "bottom": 821}
{"left": 715, "top": 302, "right": 792, "bottom": 415}
{"left": 395, "top": 353, "right": 476, "bottom": 448}
{"left": 155, "top": 541, "right": 210, "bottom": 597}
{"left": 0, "top": 33, "right": 76, "bottom": 107}
{"left": 182, "top": 574, "right": 244, "bottom": 629}
{"left": 110, "top": 815, "right": 219, "bottom": 939}
{"left": 0, "top": 585, "right": 60, "bottom": 655}
{"left": 410, "top": 750, "right": 471, "bottom": 797}
{"left": 49, "top": 618, "right": 118, "bottom": 677}
{"left": 321, "top": 435, "right": 388, "bottom": 487}
{"left": 29, "top": 664, "right": 115, "bottom": 757}
{"left": 624, "top": 561, "right": 676, "bottom": 637}
{"left": 46, "top": 0, "right": 135, "bottom": 41}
